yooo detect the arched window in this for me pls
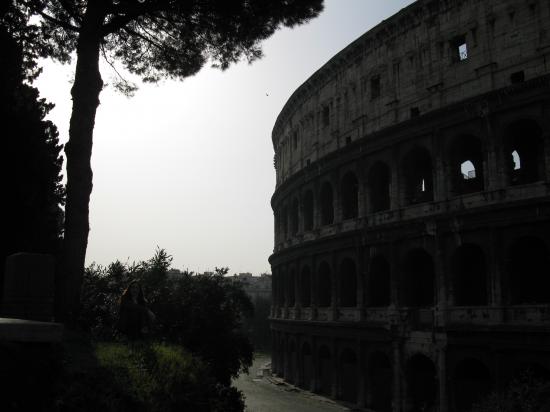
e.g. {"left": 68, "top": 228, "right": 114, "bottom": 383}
{"left": 401, "top": 249, "right": 435, "bottom": 307}
{"left": 450, "top": 135, "right": 484, "bottom": 194}
{"left": 291, "top": 198, "right": 299, "bottom": 235}
{"left": 508, "top": 237, "right": 550, "bottom": 304}
{"left": 506, "top": 119, "right": 544, "bottom": 185}
{"left": 281, "top": 205, "right": 289, "bottom": 239}
{"left": 317, "top": 261, "right": 332, "bottom": 307}
{"left": 452, "top": 244, "right": 488, "bottom": 306}
{"left": 300, "top": 266, "right": 311, "bottom": 307}
{"left": 368, "top": 352, "right": 392, "bottom": 412}
{"left": 402, "top": 146, "right": 434, "bottom": 205}
{"left": 287, "top": 269, "right": 296, "bottom": 307}
{"left": 406, "top": 354, "right": 437, "bottom": 412}
{"left": 320, "top": 182, "right": 334, "bottom": 225}
{"left": 367, "top": 255, "right": 391, "bottom": 307}
{"left": 272, "top": 269, "right": 280, "bottom": 306}
{"left": 341, "top": 172, "right": 359, "bottom": 219}
{"left": 368, "top": 162, "right": 391, "bottom": 212}
{"left": 287, "top": 340, "right": 297, "bottom": 384}
{"left": 303, "top": 190, "right": 314, "bottom": 231}
{"left": 301, "top": 342, "right": 313, "bottom": 390}
{"left": 454, "top": 358, "right": 492, "bottom": 412}
{"left": 340, "top": 258, "right": 357, "bottom": 307}
{"left": 340, "top": 348, "right": 358, "bottom": 403}
{"left": 318, "top": 346, "right": 332, "bottom": 395}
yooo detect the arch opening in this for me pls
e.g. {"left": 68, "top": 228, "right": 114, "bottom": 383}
{"left": 301, "top": 342, "right": 313, "bottom": 390}
{"left": 318, "top": 345, "right": 332, "bottom": 396}
{"left": 341, "top": 172, "right": 359, "bottom": 219}
{"left": 281, "top": 206, "right": 289, "bottom": 239}
{"left": 452, "top": 244, "right": 488, "bottom": 306}
{"left": 287, "top": 340, "right": 297, "bottom": 384}
{"left": 402, "top": 146, "right": 434, "bottom": 205}
{"left": 340, "top": 348, "right": 358, "bottom": 403}
{"left": 291, "top": 198, "right": 299, "bottom": 235}
{"left": 303, "top": 190, "right": 314, "bottom": 231}
{"left": 300, "top": 266, "right": 311, "bottom": 307}
{"left": 401, "top": 249, "right": 435, "bottom": 307}
{"left": 367, "top": 352, "right": 392, "bottom": 412}
{"left": 451, "top": 135, "right": 484, "bottom": 194}
{"left": 320, "top": 182, "right": 335, "bottom": 225}
{"left": 454, "top": 358, "right": 492, "bottom": 412}
{"left": 340, "top": 258, "right": 357, "bottom": 307}
{"left": 317, "top": 262, "right": 332, "bottom": 307}
{"left": 506, "top": 119, "right": 544, "bottom": 185}
{"left": 406, "top": 354, "right": 437, "bottom": 412}
{"left": 368, "top": 162, "right": 391, "bottom": 212}
{"left": 367, "top": 255, "right": 391, "bottom": 307}
{"left": 508, "top": 237, "right": 550, "bottom": 304}
{"left": 287, "top": 269, "right": 296, "bottom": 307}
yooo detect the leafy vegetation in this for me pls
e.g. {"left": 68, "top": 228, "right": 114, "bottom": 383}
{"left": 0, "top": 340, "right": 244, "bottom": 411}
{"left": 80, "top": 249, "right": 254, "bottom": 385}
{"left": 472, "top": 371, "right": 550, "bottom": 412}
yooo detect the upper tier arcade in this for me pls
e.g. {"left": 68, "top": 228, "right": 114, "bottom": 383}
{"left": 272, "top": 0, "right": 550, "bottom": 187}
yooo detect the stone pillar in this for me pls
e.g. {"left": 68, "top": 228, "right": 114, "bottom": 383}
{"left": 392, "top": 340, "right": 402, "bottom": 412}
{"left": 358, "top": 163, "right": 367, "bottom": 218}
{"left": 488, "top": 228, "right": 504, "bottom": 323}
{"left": 390, "top": 243, "right": 400, "bottom": 307}
{"left": 390, "top": 147, "right": 401, "bottom": 210}
{"left": 438, "top": 345, "right": 448, "bottom": 412}
{"left": 331, "top": 338, "right": 338, "bottom": 399}
{"left": 432, "top": 130, "right": 447, "bottom": 202}
{"left": 331, "top": 252, "right": 339, "bottom": 321}
{"left": 484, "top": 115, "right": 501, "bottom": 191}
{"left": 311, "top": 337, "right": 318, "bottom": 392}
{"left": 333, "top": 173, "right": 343, "bottom": 224}
{"left": 358, "top": 341, "right": 367, "bottom": 407}
{"left": 357, "top": 242, "right": 366, "bottom": 319}
{"left": 434, "top": 230, "right": 447, "bottom": 328}
{"left": 311, "top": 256, "right": 317, "bottom": 320}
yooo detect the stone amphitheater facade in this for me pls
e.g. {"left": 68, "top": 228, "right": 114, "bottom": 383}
{"left": 269, "top": 0, "right": 550, "bottom": 411}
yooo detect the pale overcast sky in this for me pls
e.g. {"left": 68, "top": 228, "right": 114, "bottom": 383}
{"left": 35, "top": 0, "right": 415, "bottom": 274}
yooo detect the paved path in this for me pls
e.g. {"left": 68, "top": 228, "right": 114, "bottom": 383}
{"left": 234, "top": 354, "right": 355, "bottom": 412}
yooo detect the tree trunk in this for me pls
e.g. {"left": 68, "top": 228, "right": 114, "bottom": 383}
{"left": 57, "top": 2, "right": 105, "bottom": 322}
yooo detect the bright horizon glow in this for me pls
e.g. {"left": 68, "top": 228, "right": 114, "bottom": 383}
{"left": 34, "top": 0, "right": 416, "bottom": 274}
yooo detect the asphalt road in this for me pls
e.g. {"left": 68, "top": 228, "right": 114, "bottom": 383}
{"left": 234, "top": 354, "right": 354, "bottom": 412}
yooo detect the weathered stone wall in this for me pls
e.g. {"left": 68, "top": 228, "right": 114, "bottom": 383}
{"left": 270, "top": 1, "right": 550, "bottom": 411}
{"left": 273, "top": 0, "right": 550, "bottom": 187}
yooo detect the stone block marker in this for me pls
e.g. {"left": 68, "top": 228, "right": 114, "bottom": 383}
{"left": 2, "top": 253, "right": 55, "bottom": 322}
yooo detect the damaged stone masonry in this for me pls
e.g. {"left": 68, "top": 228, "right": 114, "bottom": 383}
{"left": 269, "top": 0, "right": 550, "bottom": 411}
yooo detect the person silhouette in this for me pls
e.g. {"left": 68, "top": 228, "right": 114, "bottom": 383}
{"left": 117, "top": 282, "right": 155, "bottom": 339}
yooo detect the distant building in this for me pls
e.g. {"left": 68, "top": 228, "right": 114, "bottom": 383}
{"left": 269, "top": 0, "right": 550, "bottom": 411}
{"left": 231, "top": 273, "right": 272, "bottom": 302}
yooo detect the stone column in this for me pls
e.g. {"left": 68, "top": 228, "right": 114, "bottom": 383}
{"left": 392, "top": 340, "right": 402, "bottom": 412}
{"left": 331, "top": 252, "right": 339, "bottom": 321}
{"left": 488, "top": 228, "right": 504, "bottom": 323}
{"left": 390, "top": 146, "right": 401, "bottom": 210}
{"left": 357, "top": 242, "right": 366, "bottom": 320}
{"left": 438, "top": 345, "right": 448, "bottom": 412}
{"left": 434, "top": 230, "right": 447, "bottom": 328}
{"left": 358, "top": 340, "right": 367, "bottom": 407}
{"left": 311, "top": 255, "right": 317, "bottom": 320}
{"left": 432, "top": 130, "right": 447, "bottom": 202}
{"left": 331, "top": 338, "right": 338, "bottom": 399}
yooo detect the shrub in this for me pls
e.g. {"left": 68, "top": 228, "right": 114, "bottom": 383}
{"left": 79, "top": 249, "right": 254, "bottom": 385}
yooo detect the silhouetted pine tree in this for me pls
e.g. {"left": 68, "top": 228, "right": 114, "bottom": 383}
{"left": 1, "top": 0, "right": 324, "bottom": 320}
{"left": 1, "top": 25, "right": 65, "bottom": 284}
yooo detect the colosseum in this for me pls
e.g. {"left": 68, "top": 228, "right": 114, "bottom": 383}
{"left": 269, "top": 0, "right": 550, "bottom": 411}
